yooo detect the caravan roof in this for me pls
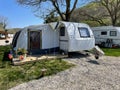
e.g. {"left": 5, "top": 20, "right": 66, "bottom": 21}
{"left": 92, "top": 26, "right": 120, "bottom": 31}
{"left": 22, "top": 21, "right": 90, "bottom": 32}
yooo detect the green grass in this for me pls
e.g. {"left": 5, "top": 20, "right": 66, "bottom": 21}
{"left": 101, "top": 48, "right": 120, "bottom": 57}
{"left": 0, "top": 45, "right": 74, "bottom": 90}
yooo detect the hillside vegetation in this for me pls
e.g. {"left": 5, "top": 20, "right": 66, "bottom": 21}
{"left": 7, "top": 28, "right": 20, "bottom": 34}
{"left": 70, "top": 2, "right": 111, "bottom": 27}
{"left": 0, "top": 24, "right": 20, "bottom": 34}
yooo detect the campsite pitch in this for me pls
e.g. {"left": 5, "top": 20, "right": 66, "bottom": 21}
{"left": 10, "top": 55, "right": 120, "bottom": 90}
{"left": 0, "top": 45, "right": 74, "bottom": 90}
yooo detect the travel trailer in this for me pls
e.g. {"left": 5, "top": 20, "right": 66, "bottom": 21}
{"left": 92, "top": 26, "right": 120, "bottom": 47}
{"left": 12, "top": 21, "right": 95, "bottom": 55}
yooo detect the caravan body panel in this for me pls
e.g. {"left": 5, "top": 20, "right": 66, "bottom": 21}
{"left": 92, "top": 26, "right": 120, "bottom": 46}
{"left": 58, "top": 22, "right": 95, "bottom": 52}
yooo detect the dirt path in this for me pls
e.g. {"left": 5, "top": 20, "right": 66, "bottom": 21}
{"left": 10, "top": 55, "right": 120, "bottom": 90}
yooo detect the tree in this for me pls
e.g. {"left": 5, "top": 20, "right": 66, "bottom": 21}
{"left": 0, "top": 16, "right": 9, "bottom": 38}
{"left": 77, "top": 2, "right": 108, "bottom": 26}
{"left": 73, "top": 0, "right": 120, "bottom": 26}
{"left": 17, "top": 0, "right": 92, "bottom": 21}
{"left": 44, "top": 9, "right": 60, "bottom": 23}
{"left": 0, "top": 16, "right": 8, "bottom": 30}
{"left": 97, "top": 0, "right": 120, "bottom": 26}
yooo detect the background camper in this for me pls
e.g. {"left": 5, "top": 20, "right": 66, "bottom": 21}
{"left": 12, "top": 21, "right": 95, "bottom": 55}
{"left": 92, "top": 26, "right": 120, "bottom": 47}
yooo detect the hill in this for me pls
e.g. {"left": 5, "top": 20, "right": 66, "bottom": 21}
{"left": 70, "top": 2, "right": 111, "bottom": 27}
{"left": 0, "top": 24, "right": 20, "bottom": 34}
{"left": 7, "top": 28, "right": 20, "bottom": 34}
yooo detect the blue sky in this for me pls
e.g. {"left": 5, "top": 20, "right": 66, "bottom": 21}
{"left": 0, "top": 0, "right": 43, "bottom": 28}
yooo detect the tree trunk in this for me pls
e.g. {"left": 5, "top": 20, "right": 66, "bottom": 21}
{"left": 112, "top": 19, "right": 117, "bottom": 26}
{"left": 65, "top": 13, "right": 71, "bottom": 21}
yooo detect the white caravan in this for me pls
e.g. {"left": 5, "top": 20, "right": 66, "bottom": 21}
{"left": 92, "top": 26, "right": 120, "bottom": 47}
{"left": 12, "top": 21, "right": 95, "bottom": 55}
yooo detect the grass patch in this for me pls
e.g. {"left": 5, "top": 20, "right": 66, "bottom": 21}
{"left": 0, "top": 45, "right": 74, "bottom": 90}
{"left": 101, "top": 48, "right": 120, "bottom": 57}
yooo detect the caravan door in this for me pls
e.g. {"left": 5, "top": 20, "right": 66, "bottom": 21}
{"left": 59, "top": 26, "right": 68, "bottom": 52}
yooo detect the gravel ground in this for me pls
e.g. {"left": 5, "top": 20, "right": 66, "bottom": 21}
{"left": 10, "top": 54, "right": 120, "bottom": 90}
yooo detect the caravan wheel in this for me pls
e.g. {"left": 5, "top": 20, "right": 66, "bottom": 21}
{"left": 95, "top": 55, "right": 99, "bottom": 59}
{"left": 68, "top": 52, "right": 73, "bottom": 58}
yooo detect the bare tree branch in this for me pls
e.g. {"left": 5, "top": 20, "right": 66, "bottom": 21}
{"left": 98, "top": 0, "right": 120, "bottom": 26}
{"left": 70, "top": 0, "right": 78, "bottom": 13}
{"left": 51, "top": 0, "right": 65, "bottom": 20}
{"left": 17, "top": 0, "right": 91, "bottom": 21}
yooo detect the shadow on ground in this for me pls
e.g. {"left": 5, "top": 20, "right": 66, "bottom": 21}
{"left": 87, "top": 60, "right": 100, "bottom": 65}
{"left": 0, "top": 51, "right": 12, "bottom": 68}
{"left": 67, "top": 52, "right": 100, "bottom": 65}
{"left": 2, "top": 52, "right": 10, "bottom": 62}
{"left": 68, "top": 52, "right": 90, "bottom": 58}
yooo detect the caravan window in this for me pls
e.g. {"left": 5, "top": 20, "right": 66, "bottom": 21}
{"left": 60, "top": 27, "right": 65, "bottom": 36}
{"left": 101, "top": 31, "right": 107, "bottom": 35}
{"left": 110, "top": 31, "right": 117, "bottom": 36}
{"left": 78, "top": 27, "right": 90, "bottom": 38}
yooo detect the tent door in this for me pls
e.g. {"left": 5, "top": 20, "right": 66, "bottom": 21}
{"left": 28, "top": 31, "right": 42, "bottom": 51}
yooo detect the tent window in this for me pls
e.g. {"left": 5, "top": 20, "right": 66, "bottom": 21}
{"left": 78, "top": 27, "right": 90, "bottom": 38}
{"left": 101, "top": 31, "right": 107, "bottom": 35}
{"left": 60, "top": 27, "right": 65, "bottom": 36}
{"left": 12, "top": 31, "right": 21, "bottom": 48}
{"left": 110, "top": 31, "right": 117, "bottom": 36}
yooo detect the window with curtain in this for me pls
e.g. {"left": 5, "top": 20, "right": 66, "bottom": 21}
{"left": 78, "top": 27, "right": 90, "bottom": 38}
